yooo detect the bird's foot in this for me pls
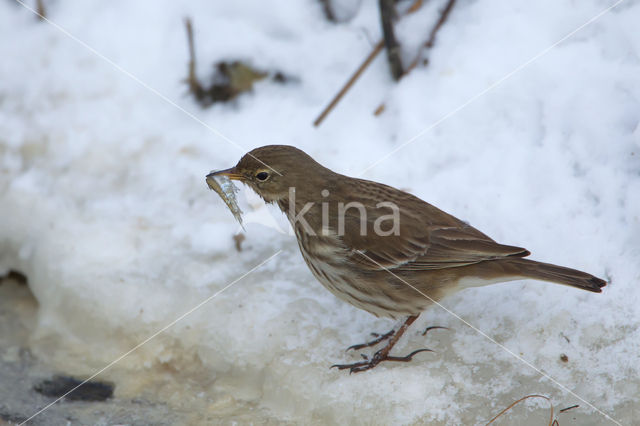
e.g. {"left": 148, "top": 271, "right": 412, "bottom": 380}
{"left": 345, "top": 329, "right": 395, "bottom": 352}
{"left": 332, "top": 348, "right": 432, "bottom": 373}
{"left": 422, "top": 325, "right": 449, "bottom": 336}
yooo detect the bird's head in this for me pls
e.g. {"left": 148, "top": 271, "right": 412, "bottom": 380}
{"left": 208, "top": 145, "right": 328, "bottom": 204}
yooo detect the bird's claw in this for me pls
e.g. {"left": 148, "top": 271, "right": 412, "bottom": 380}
{"left": 331, "top": 348, "right": 433, "bottom": 373}
{"left": 384, "top": 348, "right": 433, "bottom": 362}
{"left": 421, "top": 326, "right": 449, "bottom": 336}
{"left": 345, "top": 329, "right": 395, "bottom": 352}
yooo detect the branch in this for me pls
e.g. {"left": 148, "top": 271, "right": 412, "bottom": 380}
{"left": 313, "top": 40, "right": 384, "bottom": 127}
{"left": 184, "top": 17, "right": 206, "bottom": 102}
{"left": 485, "top": 394, "right": 556, "bottom": 426}
{"left": 379, "top": 0, "right": 403, "bottom": 81}
{"left": 425, "top": 0, "right": 456, "bottom": 48}
{"left": 374, "top": 0, "right": 456, "bottom": 115}
{"left": 320, "top": 0, "right": 337, "bottom": 22}
{"left": 36, "top": 0, "right": 46, "bottom": 20}
{"left": 313, "top": 0, "right": 425, "bottom": 126}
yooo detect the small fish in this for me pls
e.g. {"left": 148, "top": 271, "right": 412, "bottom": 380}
{"left": 206, "top": 172, "right": 244, "bottom": 228}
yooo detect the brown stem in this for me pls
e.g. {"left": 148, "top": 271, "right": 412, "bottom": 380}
{"left": 379, "top": 0, "right": 403, "bottom": 81}
{"left": 36, "top": 0, "right": 46, "bottom": 20}
{"left": 184, "top": 17, "right": 205, "bottom": 101}
{"left": 485, "top": 394, "right": 555, "bottom": 426}
{"left": 320, "top": 0, "right": 337, "bottom": 22}
{"left": 313, "top": 0, "right": 426, "bottom": 127}
{"left": 313, "top": 40, "right": 384, "bottom": 127}
{"left": 426, "top": 0, "right": 456, "bottom": 48}
{"left": 404, "top": 0, "right": 457, "bottom": 73}
{"left": 373, "top": 0, "right": 457, "bottom": 115}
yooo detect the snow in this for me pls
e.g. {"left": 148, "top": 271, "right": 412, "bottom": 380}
{"left": 1, "top": 0, "right": 639, "bottom": 424}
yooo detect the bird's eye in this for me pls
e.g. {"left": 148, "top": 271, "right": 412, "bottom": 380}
{"left": 256, "top": 171, "right": 269, "bottom": 181}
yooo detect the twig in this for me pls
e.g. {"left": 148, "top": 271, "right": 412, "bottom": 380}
{"left": 425, "top": 0, "right": 456, "bottom": 48}
{"left": 373, "top": 0, "right": 456, "bottom": 115}
{"left": 36, "top": 0, "right": 46, "bottom": 20}
{"left": 313, "top": 0, "right": 425, "bottom": 126}
{"left": 486, "top": 394, "right": 555, "bottom": 426}
{"left": 184, "top": 17, "right": 206, "bottom": 101}
{"left": 559, "top": 404, "right": 579, "bottom": 413}
{"left": 320, "top": 0, "right": 337, "bottom": 22}
{"left": 405, "top": 0, "right": 425, "bottom": 15}
{"left": 403, "top": 0, "right": 457, "bottom": 74}
{"left": 1, "top": 269, "right": 28, "bottom": 286}
{"left": 313, "top": 41, "right": 384, "bottom": 127}
{"left": 379, "top": 0, "right": 403, "bottom": 81}
{"left": 233, "top": 233, "right": 245, "bottom": 252}
{"left": 185, "top": 18, "right": 196, "bottom": 71}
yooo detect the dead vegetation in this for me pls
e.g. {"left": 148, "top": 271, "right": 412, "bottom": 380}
{"left": 314, "top": 0, "right": 457, "bottom": 126}
{"left": 184, "top": 18, "right": 290, "bottom": 107}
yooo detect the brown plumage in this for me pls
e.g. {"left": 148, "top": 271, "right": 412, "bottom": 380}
{"left": 209, "top": 145, "right": 606, "bottom": 372}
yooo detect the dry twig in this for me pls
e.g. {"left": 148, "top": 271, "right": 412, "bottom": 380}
{"left": 233, "top": 233, "right": 246, "bottom": 252}
{"left": 486, "top": 394, "right": 556, "bottom": 426}
{"left": 313, "top": 41, "right": 384, "bottom": 127}
{"left": 184, "top": 18, "right": 268, "bottom": 106}
{"left": 425, "top": 0, "right": 456, "bottom": 48}
{"left": 374, "top": 0, "right": 457, "bottom": 115}
{"left": 36, "top": 0, "right": 46, "bottom": 20}
{"left": 313, "top": 0, "right": 425, "bottom": 126}
{"left": 184, "top": 17, "right": 206, "bottom": 101}
{"left": 320, "top": 0, "right": 337, "bottom": 22}
{"left": 1, "top": 269, "right": 28, "bottom": 286}
{"left": 379, "top": 0, "right": 403, "bottom": 81}
{"left": 559, "top": 404, "right": 579, "bottom": 413}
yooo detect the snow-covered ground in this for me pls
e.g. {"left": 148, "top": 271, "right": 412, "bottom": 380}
{"left": 1, "top": 0, "right": 639, "bottom": 424}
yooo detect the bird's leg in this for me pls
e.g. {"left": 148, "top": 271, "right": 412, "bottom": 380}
{"left": 332, "top": 315, "right": 432, "bottom": 373}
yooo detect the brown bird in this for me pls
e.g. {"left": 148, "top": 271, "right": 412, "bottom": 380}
{"left": 208, "top": 145, "right": 606, "bottom": 373}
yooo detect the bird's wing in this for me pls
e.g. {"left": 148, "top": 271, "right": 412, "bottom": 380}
{"left": 340, "top": 182, "right": 529, "bottom": 271}
{"left": 345, "top": 224, "right": 529, "bottom": 271}
{"left": 397, "top": 225, "right": 529, "bottom": 270}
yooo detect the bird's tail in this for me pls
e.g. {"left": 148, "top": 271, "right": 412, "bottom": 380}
{"left": 504, "top": 258, "right": 607, "bottom": 293}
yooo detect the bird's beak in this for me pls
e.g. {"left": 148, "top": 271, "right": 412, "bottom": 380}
{"left": 207, "top": 167, "right": 244, "bottom": 181}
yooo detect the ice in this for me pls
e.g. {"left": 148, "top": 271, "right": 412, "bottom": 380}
{"left": 1, "top": 0, "right": 639, "bottom": 424}
{"left": 206, "top": 173, "right": 244, "bottom": 227}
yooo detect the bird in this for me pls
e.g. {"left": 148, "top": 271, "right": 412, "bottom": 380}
{"left": 208, "top": 145, "right": 606, "bottom": 373}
